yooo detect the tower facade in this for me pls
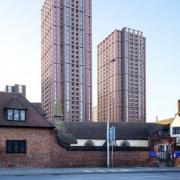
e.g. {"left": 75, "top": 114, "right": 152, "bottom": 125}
{"left": 41, "top": 0, "right": 92, "bottom": 122}
{"left": 97, "top": 27, "right": 146, "bottom": 123}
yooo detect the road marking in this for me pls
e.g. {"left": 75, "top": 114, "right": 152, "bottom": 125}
{"left": 120, "top": 169, "right": 129, "bottom": 172}
{"left": 83, "top": 170, "right": 92, "bottom": 173}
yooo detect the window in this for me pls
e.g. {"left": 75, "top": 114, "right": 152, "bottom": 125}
{"left": 7, "top": 109, "right": 13, "bottom": 120}
{"left": 6, "top": 109, "right": 26, "bottom": 121}
{"left": 173, "top": 127, "right": 180, "bottom": 135}
{"left": 6, "top": 140, "right": 26, "bottom": 153}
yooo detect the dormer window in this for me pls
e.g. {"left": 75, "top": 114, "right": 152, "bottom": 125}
{"left": 6, "top": 109, "right": 26, "bottom": 121}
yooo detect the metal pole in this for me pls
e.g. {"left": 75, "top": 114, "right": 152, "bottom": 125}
{"left": 107, "top": 94, "right": 110, "bottom": 168}
{"left": 107, "top": 61, "right": 110, "bottom": 168}
{"left": 107, "top": 59, "right": 116, "bottom": 168}
{"left": 112, "top": 144, "right": 113, "bottom": 168}
{"left": 107, "top": 122, "right": 109, "bottom": 168}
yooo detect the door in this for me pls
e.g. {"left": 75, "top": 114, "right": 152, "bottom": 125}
{"left": 157, "top": 144, "right": 170, "bottom": 166}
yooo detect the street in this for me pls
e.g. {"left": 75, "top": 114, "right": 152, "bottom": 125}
{"left": 1, "top": 172, "right": 180, "bottom": 180}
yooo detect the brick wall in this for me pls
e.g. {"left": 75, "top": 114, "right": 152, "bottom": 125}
{"left": 0, "top": 127, "right": 155, "bottom": 167}
{"left": 0, "top": 127, "right": 53, "bottom": 167}
{"left": 54, "top": 150, "right": 152, "bottom": 167}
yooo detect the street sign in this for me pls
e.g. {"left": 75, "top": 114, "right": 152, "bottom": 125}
{"left": 173, "top": 151, "right": 180, "bottom": 158}
{"left": 108, "top": 126, "right": 116, "bottom": 168}
{"left": 109, "top": 126, "right": 115, "bottom": 143}
{"left": 149, "top": 150, "right": 157, "bottom": 158}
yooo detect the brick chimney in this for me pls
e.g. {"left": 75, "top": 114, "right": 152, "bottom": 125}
{"left": 178, "top": 100, "right": 180, "bottom": 114}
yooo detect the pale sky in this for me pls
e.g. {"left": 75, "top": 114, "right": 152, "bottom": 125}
{"left": 0, "top": 0, "right": 180, "bottom": 122}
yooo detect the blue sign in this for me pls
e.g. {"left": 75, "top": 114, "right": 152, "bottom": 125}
{"left": 109, "top": 126, "right": 115, "bottom": 142}
{"left": 173, "top": 151, "right": 180, "bottom": 158}
{"left": 149, "top": 151, "right": 157, "bottom": 158}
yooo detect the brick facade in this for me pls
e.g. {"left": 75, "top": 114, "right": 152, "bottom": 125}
{"left": 0, "top": 127, "right": 53, "bottom": 167}
{"left": 0, "top": 127, "right": 154, "bottom": 167}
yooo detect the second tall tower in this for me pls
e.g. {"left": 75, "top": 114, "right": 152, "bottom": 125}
{"left": 97, "top": 27, "right": 146, "bottom": 123}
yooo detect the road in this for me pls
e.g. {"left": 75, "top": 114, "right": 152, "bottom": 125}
{"left": 1, "top": 172, "right": 180, "bottom": 180}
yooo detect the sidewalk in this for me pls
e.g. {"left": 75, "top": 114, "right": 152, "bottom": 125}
{"left": 0, "top": 167, "right": 180, "bottom": 176}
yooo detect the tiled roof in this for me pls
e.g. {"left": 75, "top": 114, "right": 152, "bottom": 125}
{"left": 156, "top": 118, "right": 174, "bottom": 125}
{"left": 0, "top": 92, "right": 54, "bottom": 129}
{"left": 62, "top": 122, "right": 168, "bottom": 140}
{"left": 31, "top": 102, "right": 47, "bottom": 115}
{"left": 57, "top": 133, "right": 77, "bottom": 145}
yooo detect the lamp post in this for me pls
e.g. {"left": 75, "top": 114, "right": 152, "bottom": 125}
{"left": 107, "top": 58, "right": 116, "bottom": 168}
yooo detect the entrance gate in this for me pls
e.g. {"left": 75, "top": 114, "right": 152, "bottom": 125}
{"left": 157, "top": 144, "right": 170, "bottom": 166}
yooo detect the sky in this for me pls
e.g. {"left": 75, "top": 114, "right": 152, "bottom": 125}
{"left": 0, "top": 0, "right": 180, "bottom": 122}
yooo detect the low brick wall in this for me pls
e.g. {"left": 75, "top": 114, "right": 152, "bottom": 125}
{"left": 51, "top": 150, "right": 151, "bottom": 167}
{"left": 0, "top": 127, "right": 156, "bottom": 167}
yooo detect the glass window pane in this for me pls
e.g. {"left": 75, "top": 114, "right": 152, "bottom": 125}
{"left": 14, "top": 110, "right": 19, "bottom": 121}
{"left": 79, "top": 66, "right": 83, "bottom": 83}
{"left": 66, "top": 82, "right": 70, "bottom": 101}
{"left": 13, "top": 141, "right": 19, "bottom": 153}
{"left": 79, "top": 48, "right": 83, "bottom": 65}
{"left": 6, "top": 140, "right": 13, "bottom": 153}
{"left": 20, "top": 110, "right": 25, "bottom": 121}
{"left": 19, "top": 141, "right": 26, "bottom": 153}
{"left": 7, "top": 109, "right": 13, "bottom": 120}
{"left": 66, "top": 100, "right": 70, "bottom": 112}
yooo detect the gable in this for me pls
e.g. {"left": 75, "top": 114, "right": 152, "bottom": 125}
{"left": 0, "top": 92, "right": 54, "bottom": 129}
{"left": 4, "top": 97, "right": 27, "bottom": 110}
{"left": 170, "top": 114, "right": 180, "bottom": 137}
{"left": 171, "top": 114, "right": 180, "bottom": 127}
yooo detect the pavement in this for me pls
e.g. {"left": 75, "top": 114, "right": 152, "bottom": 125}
{"left": 0, "top": 167, "right": 180, "bottom": 176}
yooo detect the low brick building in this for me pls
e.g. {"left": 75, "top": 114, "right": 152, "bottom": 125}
{"left": 0, "top": 92, "right": 54, "bottom": 167}
{"left": 0, "top": 92, "right": 179, "bottom": 167}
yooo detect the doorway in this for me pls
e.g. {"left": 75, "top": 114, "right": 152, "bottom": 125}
{"left": 157, "top": 144, "right": 170, "bottom": 167}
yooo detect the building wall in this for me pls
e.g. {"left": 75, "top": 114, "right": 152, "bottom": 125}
{"left": 0, "top": 127, "right": 152, "bottom": 167}
{"left": 92, "top": 106, "right": 98, "bottom": 122}
{"left": 117, "top": 140, "right": 148, "bottom": 147}
{"left": 0, "top": 127, "right": 53, "bottom": 167}
{"left": 97, "top": 31, "right": 117, "bottom": 122}
{"left": 41, "top": 0, "right": 92, "bottom": 123}
{"left": 97, "top": 27, "right": 146, "bottom": 123}
{"left": 41, "top": 0, "right": 54, "bottom": 123}
{"left": 72, "top": 139, "right": 105, "bottom": 146}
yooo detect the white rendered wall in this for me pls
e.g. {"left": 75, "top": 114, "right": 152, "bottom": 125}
{"left": 71, "top": 139, "right": 148, "bottom": 147}
{"left": 170, "top": 114, "right": 180, "bottom": 138}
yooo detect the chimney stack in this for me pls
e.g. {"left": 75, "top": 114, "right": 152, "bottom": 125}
{"left": 178, "top": 100, "right": 180, "bottom": 114}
